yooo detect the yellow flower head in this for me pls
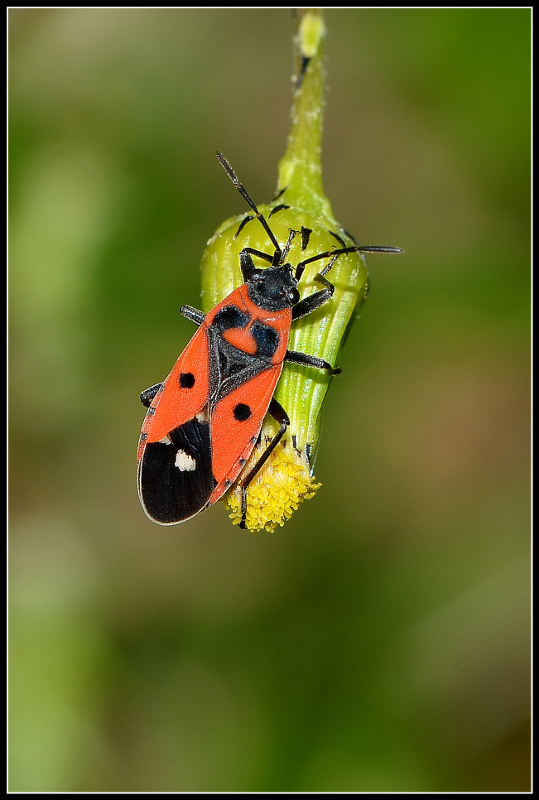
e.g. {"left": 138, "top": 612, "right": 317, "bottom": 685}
{"left": 224, "top": 433, "right": 321, "bottom": 533}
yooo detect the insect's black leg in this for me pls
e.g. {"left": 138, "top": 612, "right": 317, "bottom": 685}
{"left": 180, "top": 305, "right": 206, "bottom": 326}
{"left": 239, "top": 250, "right": 262, "bottom": 282}
{"left": 238, "top": 397, "right": 290, "bottom": 529}
{"left": 140, "top": 383, "right": 163, "bottom": 407}
{"left": 293, "top": 241, "right": 401, "bottom": 319}
{"left": 285, "top": 349, "right": 341, "bottom": 375}
{"left": 240, "top": 247, "right": 278, "bottom": 281}
{"left": 292, "top": 273, "right": 336, "bottom": 320}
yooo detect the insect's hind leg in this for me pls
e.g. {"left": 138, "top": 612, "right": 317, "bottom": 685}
{"left": 285, "top": 349, "right": 341, "bottom": 375}
{"left": 238, "top": 397, "right": 290, "bottom": 529}
{"left": 140, "top": 383, "right": 163, "bottom": 407}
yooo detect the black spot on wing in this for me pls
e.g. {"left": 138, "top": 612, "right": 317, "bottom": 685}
{"left": 233, "top": 403, "right": 252, "bottom": 421}
{"left": 179, "top": 371, "right": 195, "bottom": 388}
{"left": 138, "top": 416, "right": 216, "bottom": 524}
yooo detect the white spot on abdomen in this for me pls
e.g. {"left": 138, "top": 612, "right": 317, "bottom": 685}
{"left": 175, "top": 449, "right": 197, "bottom": 471}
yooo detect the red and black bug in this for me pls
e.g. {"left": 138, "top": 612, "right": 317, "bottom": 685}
{"left": 137, "top": 152, "right": 401, "bottom": 528}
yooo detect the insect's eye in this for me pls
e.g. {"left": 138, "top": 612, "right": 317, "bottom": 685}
{"left": 290, "top": 288, "right": 300, "bottom": 305}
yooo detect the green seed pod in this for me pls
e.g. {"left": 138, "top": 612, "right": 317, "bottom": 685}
{"left": 201, "top": 10, "right": 370, "bottom": 532}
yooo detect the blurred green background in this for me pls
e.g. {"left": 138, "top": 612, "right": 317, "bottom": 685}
{"left": 9, "top": 8, "right": 530, "bottom": 792}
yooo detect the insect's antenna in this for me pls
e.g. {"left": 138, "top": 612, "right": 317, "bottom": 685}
{"left": 217, "top": 151, "right": 282, "bottom": 265}
{"left": 295, "top": 245, "right": 403, "bottom": 281}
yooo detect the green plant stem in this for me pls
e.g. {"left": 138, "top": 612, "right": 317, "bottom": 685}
{"left": 277, "top": 9, "right": 335, "bottom": 222}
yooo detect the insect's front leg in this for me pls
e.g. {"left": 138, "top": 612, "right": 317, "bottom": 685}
{"left": 180, "top": 305, "right": 206, "bottom": 326}
{"left": 238, "top": 397, "right": 290, "bottom": 529}
{"left": 291, "top": 273, "right": 335, "bottom": 320}
{"left": 239, "top": 248, "right": 273, "bottom": 282}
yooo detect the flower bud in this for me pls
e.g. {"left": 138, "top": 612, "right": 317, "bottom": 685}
{"left": 200, "top": 10, "right": 369, "bottom": 531}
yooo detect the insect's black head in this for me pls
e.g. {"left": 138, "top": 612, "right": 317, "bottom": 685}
{"left": 247, "top": 264, "right": 300, "bottom": 311}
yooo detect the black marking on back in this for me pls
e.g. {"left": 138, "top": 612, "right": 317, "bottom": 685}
{"left": 217, "top": 341, "right": 253, "bottom": 380}
{"left": 250, "top": 320, "right": 280, "bottom": 358}
{"left": 206, "top": 327, "right": 270, "bottom": 406}
{"left": 138, "top": 416, "right": 216, "bottom": 524}
{"left": 212, "top": 305, "right": 249, "bottom": 333}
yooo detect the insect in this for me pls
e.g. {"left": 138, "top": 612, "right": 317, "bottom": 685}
{"left": 137, "top": 152, "right": 401, "bottom": 528}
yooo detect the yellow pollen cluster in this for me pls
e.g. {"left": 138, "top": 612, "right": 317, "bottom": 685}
{"left": 224, "top": 439, "right": 321, "bottom": 533}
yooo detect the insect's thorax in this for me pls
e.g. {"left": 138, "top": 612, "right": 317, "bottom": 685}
{"left": 205, "top": 284, "right": 291, "bottom": 363}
